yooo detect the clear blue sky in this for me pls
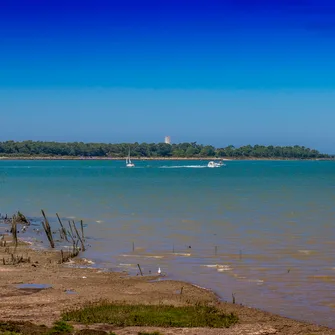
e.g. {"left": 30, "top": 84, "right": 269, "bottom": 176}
{"left": 1, "top": 0, "right": 335, "bottom": 152}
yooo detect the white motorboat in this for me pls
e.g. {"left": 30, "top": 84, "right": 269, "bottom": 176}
{"left": 208, "top": 160, "right": 226, "bottom": 168}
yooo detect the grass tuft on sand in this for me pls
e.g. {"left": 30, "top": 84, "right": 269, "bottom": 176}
{"left": 47, "top": 321, "right": 74, "bottom": 334}
{"left": 62, "top": 301, "right": 238, "bottom": 328}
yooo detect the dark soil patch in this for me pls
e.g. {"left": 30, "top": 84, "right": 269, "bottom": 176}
{"left": 0, "top": 321, "right": 49, "bottom": 335}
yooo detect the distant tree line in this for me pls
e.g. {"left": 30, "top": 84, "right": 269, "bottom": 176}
{"left": 0, "top": 141, "right": 330, "bottom": 159}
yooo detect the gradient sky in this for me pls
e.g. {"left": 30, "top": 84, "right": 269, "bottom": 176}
{"left": 1, "top": 0, "right": 335, "bottom": 151}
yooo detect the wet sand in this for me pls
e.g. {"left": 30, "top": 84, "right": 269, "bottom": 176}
{"left": 0, "top": 236, "right": 334, "bottom": 334}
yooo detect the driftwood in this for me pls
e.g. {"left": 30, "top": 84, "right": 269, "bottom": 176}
{"left": 72, "top": 220, "right": 85, "bottom": 252}
{"left": 2, "top": 209, "right": 87, "bottom": 264}
{"left": 137, "top": 264, "right": 143, "bottom": 276}
{"left": 11, "top": 215, "right": 18, "bottom": 250}
{"left": 56, "top": 213, "right": 69, "bottom": 242}
{"left": 68, "top": 220, "right": 75, "bottom": 239}
{"left": 59, "top": 246, "right": 79, "bottom": 264}
{"left": 41, "top": 210, "right": 55, "bottom": 248}
{"left": 58, "top": 220, "right": 83, "bottom": 264}
{"left": 3, "top": 253, "right": 30, "bottom": 265}
{"left": 17, "top": 211, "right": 30, "bottom": 225}
{"left": 1, "top": 211, "right": 30, "bottom": 225}
{"left": 80, "top": 220, "right": 85, "bottom": 242}
{"left": 0, "top": 235, "right": 6, "bottom": 247}
{"left": 0, "top": 213, "right": 12, "bottom": 224}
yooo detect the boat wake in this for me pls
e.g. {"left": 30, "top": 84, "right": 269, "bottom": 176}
{"left": 159, "top": 165, "right": 207, "bottom": 169}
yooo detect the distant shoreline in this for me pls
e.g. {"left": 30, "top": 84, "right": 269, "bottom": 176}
{"left": 0, "top": 141, "right": 331, "bottom": 161}
{"left": 0, "top": 156, "right": 333, "bottom": 161}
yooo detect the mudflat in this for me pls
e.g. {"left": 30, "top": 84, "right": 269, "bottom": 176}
{"left": 0, "top": 237, "right": 334, "bottom": 335}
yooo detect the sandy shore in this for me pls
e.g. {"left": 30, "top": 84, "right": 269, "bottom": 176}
{"left": 0, "top": 234, "right": 334, "bottom": 335}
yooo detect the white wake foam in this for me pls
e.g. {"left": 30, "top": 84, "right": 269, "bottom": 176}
{"left": 159, "top": 165, "right": 207, "bottom": 169}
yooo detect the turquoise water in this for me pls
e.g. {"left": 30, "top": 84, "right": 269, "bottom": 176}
{"left": 0, "top": 160, "right": 335, "bottom": 327}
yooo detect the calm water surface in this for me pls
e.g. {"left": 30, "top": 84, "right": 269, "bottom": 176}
{"left": 0, "top": 160, "right": 334, "bottom": 327}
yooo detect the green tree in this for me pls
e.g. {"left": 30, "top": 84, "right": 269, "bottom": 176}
{"left": 0, "top": 141, "right": 330, "bottom": 159}
{"left": 200, "top": 145, "right": 215, "bottom": 157}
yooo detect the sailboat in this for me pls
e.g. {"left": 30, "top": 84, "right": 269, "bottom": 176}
{"left": 126, "top": 148, "right": 135, "bottom": 167}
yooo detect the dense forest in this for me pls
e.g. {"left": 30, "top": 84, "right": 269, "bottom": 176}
{"left": 0, "top": 141, "right": 331, "bottom": 159}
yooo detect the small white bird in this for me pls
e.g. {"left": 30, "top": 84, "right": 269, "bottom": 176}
{"left": 158, "top": 267, "right": 161, "bottom": 275}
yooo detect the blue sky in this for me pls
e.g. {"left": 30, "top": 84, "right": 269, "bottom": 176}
{"left": 1, "top": 0, "right": 335, "bottom": 152}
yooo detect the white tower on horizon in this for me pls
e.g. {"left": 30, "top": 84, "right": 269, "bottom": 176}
{"left": 164, "top": 136, "right": 171, "bottom": 144}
